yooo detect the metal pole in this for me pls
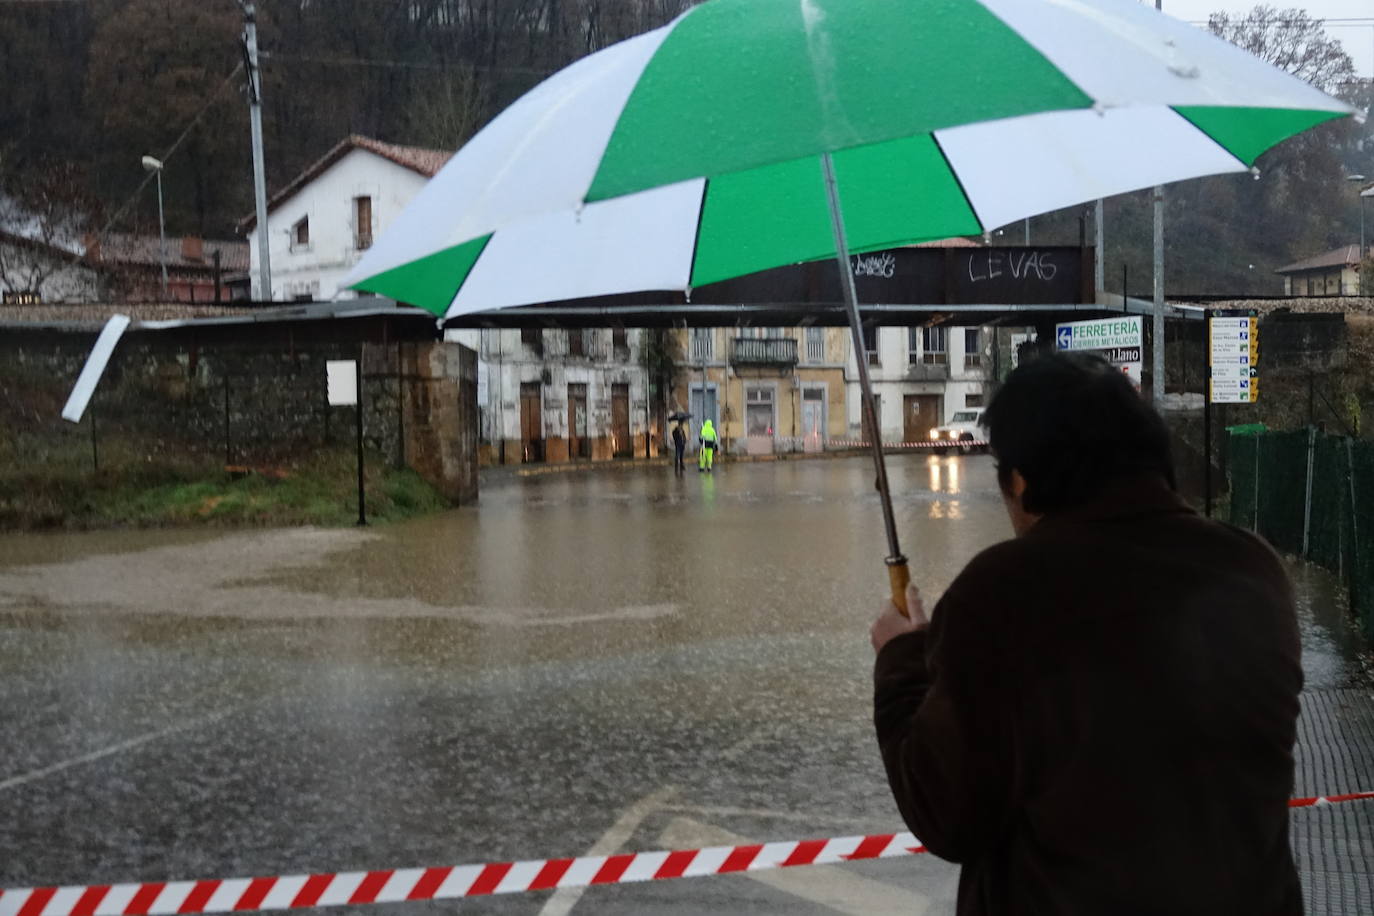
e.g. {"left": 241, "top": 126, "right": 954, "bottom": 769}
{"left": 1152, "top": 0, "right": 1165, "bottom": 404}
{"left": 1094, "top": 199, "right": 1104, "bottom": 297}
{"left": 396, "top": 340, "right": 405, "bottom": 470}
{"left": 1152, "top": 184, "right": 1165, "bottom": 404}
{"left": 644, "top": 331, "right": 652, "bottom": 459}
{"left": 821, "top": 152, "right": 909, "bottom": 612}
{"left": 1204, "top": 309, "right": 1212, "bottom": 518}
{"left": 1023, "top": 217, "right": 1030, "bottom": 246}
{"left": 155, "top": 170, "right": 168, "bottom": 298}
{"left": 1302, "top": 426, "right": 1315, "bottom": 557}
{"left": 243, "top": 1, "right": 272, "bottom": 301}
{"left": 1360, "top": 193, "right": 1366, "bottom": 262}
{"left": 223, "top": 372, "right": 231, "bottom": 466}
{"left": 1347, "top": 437, "right": 1360, "bottom": 601}
{"left": 356, "top": 346, "right": 367, "bottom": 526}
{"left": 90, "top": 402, "right": 99, "bottom": 473}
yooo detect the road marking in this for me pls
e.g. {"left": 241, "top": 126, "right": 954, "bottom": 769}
{"left": 0, "top": 707, "right": 236, "bottom": 792}
{"left": 537, "top": 785, "right": 679, "bottom": 916}
{"left": 656, "top": 817, "right": 928, "bottom": 916}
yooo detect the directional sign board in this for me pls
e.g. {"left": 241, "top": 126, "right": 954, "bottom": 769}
{"left": 1209, "top": 311, "right": 1259, "bottom": 403}
{"left": 1054, "top": 316, "right": 1143, "bottom": 384}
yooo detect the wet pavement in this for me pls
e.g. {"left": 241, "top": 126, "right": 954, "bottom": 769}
{"left": 0, "top": 454, "right": 1370, "bottom": 914}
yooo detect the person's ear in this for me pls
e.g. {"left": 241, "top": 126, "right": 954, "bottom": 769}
{"left": 1009, "top": 469, "right": 1028, "bottom": 502}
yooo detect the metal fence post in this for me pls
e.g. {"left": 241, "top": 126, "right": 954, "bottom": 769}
{"left": 1302, "top": 427, "right": 1316, "bottom": 558}
{"left": 223, "top": 372, "right": 232, "bottom": 467}
{"left": 395, "top": 340, "right": 406, "bottom": 470}
{"left": 90, "top": 401, "right": 99, "bottom": 473}
{"left": 356, "top": 344, "right": 367, "bottom": 527}
{"left": 1348, "top": 437, "right": 1361, "bottom": 614}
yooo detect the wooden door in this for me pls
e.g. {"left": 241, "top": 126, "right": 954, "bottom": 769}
{"left": 903, "top": 394, "right": 941, "bottom": 442}
{"left": 611, "top": 383, "right": 631, "bottom": 457}
{"left": 519, "top": 382, "right": 543, "bottom": 462}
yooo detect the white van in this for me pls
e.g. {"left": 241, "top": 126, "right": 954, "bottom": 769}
{"left": 928, "top": 409, "right": 986, "bottom": 454}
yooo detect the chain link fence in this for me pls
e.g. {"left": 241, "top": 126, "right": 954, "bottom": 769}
{"left": 1229, "top": 429, "right": 1374, "bottom": 641}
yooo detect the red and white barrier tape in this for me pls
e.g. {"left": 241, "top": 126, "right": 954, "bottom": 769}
{"left": 5, "top": 792, "right": 1371, "bottom": 916}
{"left": 0, "top": 833, "right": 921, "bottom": 916}
{"left": 822, "top": 439, "right": 989, "bottom": 450}
{"left": 1287, "top": 790, "right": 1374, "bottom": 808}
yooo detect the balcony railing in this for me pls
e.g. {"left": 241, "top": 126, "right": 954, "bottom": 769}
{"left": 904, "top": 361, "right": 950, "bottom": 381}
{"left": 732, "top": 337, "right": 798, "bottom": 366}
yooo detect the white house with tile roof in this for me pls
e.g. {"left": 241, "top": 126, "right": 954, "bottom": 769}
{"left": 240, "top": 135, "right": 452, "bottom": 302}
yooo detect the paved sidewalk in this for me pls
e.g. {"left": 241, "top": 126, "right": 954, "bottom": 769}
{"left": 1294, "top": 688, "right": 1374, "bottom": 914}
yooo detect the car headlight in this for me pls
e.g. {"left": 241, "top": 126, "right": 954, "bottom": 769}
{"left": 928, "top": 429, "right": 941, "bottom": 440}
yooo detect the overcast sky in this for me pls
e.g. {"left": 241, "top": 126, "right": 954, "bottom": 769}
{"left": 1154, "top": 1, "right": 1374, "bottom": 80}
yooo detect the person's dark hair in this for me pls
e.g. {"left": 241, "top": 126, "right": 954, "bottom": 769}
{"left": 982, "top": 352, "right": 1175, "bottom": 515}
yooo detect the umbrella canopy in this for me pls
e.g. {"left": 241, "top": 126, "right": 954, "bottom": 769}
{"left": 344, "top": 0, "right": 1351, "bottom": 319}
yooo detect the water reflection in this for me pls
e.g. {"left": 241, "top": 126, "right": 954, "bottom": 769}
{"left": 925, "top": 455, "right": 961, "bottom": 494}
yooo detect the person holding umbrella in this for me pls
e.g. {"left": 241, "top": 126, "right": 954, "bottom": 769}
{"left": 669, "top": 412, "right": 689, "bottom": 475}
{"left": 697, "top": 418, "right": 719, "bottom": 473}
{"left": 870, "top": 353, "right": 1303, "bottom": 915}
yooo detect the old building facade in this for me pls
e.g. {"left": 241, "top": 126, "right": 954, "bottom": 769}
{"left": 448, "top": 327, "right": 657, "bottom": 465}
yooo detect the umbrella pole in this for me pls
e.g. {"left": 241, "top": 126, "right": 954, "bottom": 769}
{"left": 821, "top": 153, "right": 910, "bottom": 616}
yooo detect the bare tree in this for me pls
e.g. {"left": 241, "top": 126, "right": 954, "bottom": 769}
{"left": 1207, "top": 5, "right": 1357, "bottom": 92}
{"left": 404, "top": 64, "right": 485, "bottom": 151}
{"left": 0, "top": 155, "right": 101, "bottom": 301}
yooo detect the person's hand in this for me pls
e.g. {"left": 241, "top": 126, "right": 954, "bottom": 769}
{"left": 870, "top": 582, "right": 929, "bottom": 654}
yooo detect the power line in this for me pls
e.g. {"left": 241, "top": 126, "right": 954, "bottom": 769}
{"left": 94, "top": 63, "right": 245, "bottom": 245}
{"left": 258, "top": 50, "right": 557, "bottom": 77}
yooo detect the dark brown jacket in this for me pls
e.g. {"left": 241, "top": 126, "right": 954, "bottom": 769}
{"left": 874, "top": 476, "right": 1303, "bottom": 915}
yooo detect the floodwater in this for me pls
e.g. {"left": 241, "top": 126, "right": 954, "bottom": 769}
{"left": 0, "top": 455, "right": 1366, "bottom": 914}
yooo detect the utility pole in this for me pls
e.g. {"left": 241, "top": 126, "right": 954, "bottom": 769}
{"left": 242, "top": 1, "right": 272, "bottom": 301}
{"left": 1152, "top": 0, "right": 1165, "bottom": 404}
{"left": 1094, "top": 199, "right": 1104, "bottom": 297}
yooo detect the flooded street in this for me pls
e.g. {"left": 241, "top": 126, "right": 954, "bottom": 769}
{"left": 1, "top": 454, "right": 1368, "bottom": 914}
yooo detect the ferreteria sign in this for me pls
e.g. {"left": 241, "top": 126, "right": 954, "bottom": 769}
{"left": 1054, "top": 316, "right": 1143, "bottom": 384}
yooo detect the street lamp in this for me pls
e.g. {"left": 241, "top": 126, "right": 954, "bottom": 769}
{"left": 1348, "top": 174, "right": 1368, "bottom": 259}
{"left": 141, "top": 155, "right": 168, "bottom": 298}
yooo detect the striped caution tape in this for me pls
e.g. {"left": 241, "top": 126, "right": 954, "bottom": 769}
{"left": 821, "top": 439, "right": 989, "bottom": 450}
{"left": 0, "top": 833, "right": 921, "bottom": 916}
{"left": 5, "top": 791, "right": 1372, "bottom": 916}
{"left": 1287, "top": 790, "right": 1374, "bottom": 808}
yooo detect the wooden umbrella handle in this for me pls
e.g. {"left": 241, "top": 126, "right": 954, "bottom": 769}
{"left": 886, "top": 556, "right": 911, "bottom": 618}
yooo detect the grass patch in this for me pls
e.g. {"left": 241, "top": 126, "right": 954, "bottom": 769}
{"left": 0, "top": 443, "right": 450, "bottom": 530}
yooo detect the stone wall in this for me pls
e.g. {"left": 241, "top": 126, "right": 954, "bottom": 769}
{"left": 1, "top": 327, "right": 477, "bottom": 504}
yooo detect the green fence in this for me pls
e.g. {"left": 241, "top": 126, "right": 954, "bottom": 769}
{"left": 1228, "top": 429, "right": 1374, "bottom": 642}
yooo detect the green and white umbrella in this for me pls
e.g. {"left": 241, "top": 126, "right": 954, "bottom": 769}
{"left": 343, "top": 0, "right": 1351, "bottom": 610}
{"left": 344, "top": 0, "right": 1350, "bottom": 318}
